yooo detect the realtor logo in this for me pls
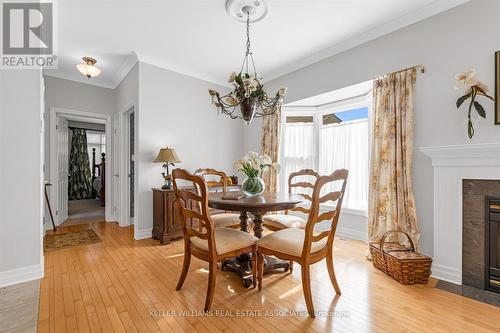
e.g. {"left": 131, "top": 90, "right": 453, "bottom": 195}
{"left": 1, "top": 1, "right": 57, "bottom": 68}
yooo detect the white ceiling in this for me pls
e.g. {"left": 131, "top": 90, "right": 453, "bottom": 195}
{"left": 285, "top": 80, "right": 373, "bottom": 107}
{"left": 44, "top": 0, "right": 468, "bottom": 89}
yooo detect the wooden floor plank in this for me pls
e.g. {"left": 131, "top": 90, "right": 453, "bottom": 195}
{"left": 39, "top": 221, "right": 500, "bottom": 333}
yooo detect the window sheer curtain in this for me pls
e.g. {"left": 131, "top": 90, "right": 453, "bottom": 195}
{"left": 86, "top": 131, "right": 106, "bottom": 171}
{"left": 319, "top": 120, "right": 368, "bottom": 211}
{"left": 282, "top": 122, "right": 315, "bottom": 192}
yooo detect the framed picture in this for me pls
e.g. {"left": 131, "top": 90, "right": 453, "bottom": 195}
{"left": 496, "top": 51, "right": 500, "bottom": 124}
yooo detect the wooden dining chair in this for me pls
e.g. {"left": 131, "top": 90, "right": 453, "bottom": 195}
{"left": 257, "top": 169, "right": 348, "bottom": 318}
{"left": 263, "top": 169, "right": 319, "bottom": 231}
{"left": 195, "top": 168, "right": 243, "bottom": 228}
{"left": 172, "top": 169, "right": 258, "bottom": 312}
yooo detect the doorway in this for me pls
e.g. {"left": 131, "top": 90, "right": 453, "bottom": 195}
{"left": 48, "top": 108, "right": 112, "bottom": 227}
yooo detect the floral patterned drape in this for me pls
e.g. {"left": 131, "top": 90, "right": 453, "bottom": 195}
{"left": 368, "top": 68, "right": 420, "bottom": 249}
{"left": 260, "top": 108, "right": 281, "bottom": 192}
{"left": 69, "top": 129, "right": 92, "bottom": 200}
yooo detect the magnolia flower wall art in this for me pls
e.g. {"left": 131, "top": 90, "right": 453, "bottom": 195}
{"left": 454, "top": 68, "right": 495, "bottom": 138}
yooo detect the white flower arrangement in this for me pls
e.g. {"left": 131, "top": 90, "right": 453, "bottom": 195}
{"left": 454, "top": 68, "right": 495, "bottom": 138}
{"left": 233, "top": 151, "right": 280, "bottom": 178}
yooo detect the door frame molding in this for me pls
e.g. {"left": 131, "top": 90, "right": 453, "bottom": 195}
{"left": 49, "top": 107, "right": 113, "bottom": 224}
{"left": 115, "top": 104, "right": 136, "bottom": 228}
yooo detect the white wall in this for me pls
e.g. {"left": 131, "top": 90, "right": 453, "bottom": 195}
{"left": 135, "top": 62, "right": 242, "bottom": 238}
{"left": 43, "top": 76, "right": 117, "bottom": 225}
{"left": 43, "top": 76, "right": 115, "bottom": 180}
{"left": 115, "top": 63, "right": 139, "bottom": 114}
{"left": 0, "top": 70, "right": 44, "bottom": 287}
{"left": 114, "top": 63, "right": 139, "bottom": 227}
{"left": 243, "top": 0, "right": 500, "bottom": 255}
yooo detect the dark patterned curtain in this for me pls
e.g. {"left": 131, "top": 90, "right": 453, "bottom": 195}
{"left": 69, "top": 129, "right": 91, "bottom": 200}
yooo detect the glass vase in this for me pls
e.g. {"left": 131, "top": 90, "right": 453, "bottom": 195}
{"left": 242, "top": 176, "right": 265, "bottom": 196}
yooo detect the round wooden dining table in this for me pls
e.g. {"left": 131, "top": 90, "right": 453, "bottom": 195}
{"left": 208, "top": 191, "right": 304, "bottom": 287}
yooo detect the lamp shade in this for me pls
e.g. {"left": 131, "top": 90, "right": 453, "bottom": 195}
{"left": 154, "top": 147, "right": 181, "bottom": 163}
{"left": 77, "top": 63, "right": 102, "bottom": 78}
{"left": 76, "top": 56, "right": 102, "bottom": 79}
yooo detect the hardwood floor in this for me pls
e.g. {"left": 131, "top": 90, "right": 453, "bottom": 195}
{"left": 60, "top": 199, "right": 105, "bottom": 228}
{"left": 39, "top": 222, "right": 500, "bottom": 333}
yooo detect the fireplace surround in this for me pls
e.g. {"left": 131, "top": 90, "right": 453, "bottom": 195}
{"left": 421, "top": 143, "right": 500, "bottom": 306}
{"left": 421, "top": 143, "right": 500, "bottom": 285}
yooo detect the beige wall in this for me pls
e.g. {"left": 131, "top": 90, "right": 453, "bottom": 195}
{"left": 244, "top": 0, "right": 500, "bottom": 255}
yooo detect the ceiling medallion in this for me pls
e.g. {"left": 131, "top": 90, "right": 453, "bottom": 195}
{"left": 209, "top": 0, "right": 287, "bottom": 125}
{"left": 76, "top": 56, "right": 102, "bottom": 79}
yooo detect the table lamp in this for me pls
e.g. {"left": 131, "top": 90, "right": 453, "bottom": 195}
{"left": 154, "top": 147, "right": 181, "bottom": 189}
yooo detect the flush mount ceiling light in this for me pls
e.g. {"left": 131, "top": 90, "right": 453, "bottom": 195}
{"left": 208, "top": 0, "right": 287, "bottom": 125}
{"left": 76, "top": 56, "right": 102, "bottom": 79}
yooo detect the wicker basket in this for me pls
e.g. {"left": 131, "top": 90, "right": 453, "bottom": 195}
{"left": 370, "top": 230, "right": 432, "bottom": 285}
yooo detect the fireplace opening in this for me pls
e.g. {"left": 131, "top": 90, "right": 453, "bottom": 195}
{"left": 486, "top": 197, "right": 500, "bottom": 293}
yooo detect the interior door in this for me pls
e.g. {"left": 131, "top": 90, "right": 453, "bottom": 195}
{"left": 128, "top": 111, "right": 135, "bottom": 223}
{"left": 112, "top": 112, "right": 120, "bottom": 222}
{"left": 58, "top": 117, "right": 69, "bottom": 223}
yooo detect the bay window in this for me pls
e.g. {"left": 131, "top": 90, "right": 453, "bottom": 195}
{"left": 280, "top": 95, "right": 370, "bottom": 213}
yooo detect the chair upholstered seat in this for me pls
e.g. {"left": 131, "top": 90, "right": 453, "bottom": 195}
{"left": 191, "top": 228, "right": 258, "bottom": 255}
{"left": 210, "top": 213, "right": 241, "bottom": 228}
{"left": 257, "top": 228, "right": 327, "bottom": 257}
{"left": 263, "top": 214, "right": 307, "bottom": 229}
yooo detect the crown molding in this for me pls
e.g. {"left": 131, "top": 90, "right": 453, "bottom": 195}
{"left": 265, "top": 0, "right": 469, "bottom": 82}
{"left": 111, "top": 52, "right": 139, "bottom": 88}
{"left": 44, "top": 69, "right": 115, "bottom": 89}
{"left": 136, "top": 54, "right": 231, "bottom": 88}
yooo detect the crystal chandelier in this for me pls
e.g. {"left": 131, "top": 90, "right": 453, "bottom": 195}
{"left": 209, "top": 2, "right": 287, "bottom": 125}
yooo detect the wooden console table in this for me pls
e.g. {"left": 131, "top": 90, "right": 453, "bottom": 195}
{"left": 152, "top": 188, "right": 183, "bottom": 245}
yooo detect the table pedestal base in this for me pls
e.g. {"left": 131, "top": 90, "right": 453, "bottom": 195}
{"left": 222, "top": 254, "right": 290, "bottom": 288}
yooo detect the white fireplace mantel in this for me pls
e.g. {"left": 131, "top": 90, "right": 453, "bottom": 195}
{"left": 420, "top": 142, "right": 500, "bottom": 284}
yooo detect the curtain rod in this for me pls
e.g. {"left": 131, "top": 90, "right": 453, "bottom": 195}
{"left": 375, "top": 64, "right": 425, "bottom": 81}
{"left": 68, "top": 126, "right": 105, "bottom": 132}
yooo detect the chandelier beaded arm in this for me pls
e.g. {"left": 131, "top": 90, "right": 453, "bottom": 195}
{"left": 208, "top": 9, "right": 287, "bottom": 125}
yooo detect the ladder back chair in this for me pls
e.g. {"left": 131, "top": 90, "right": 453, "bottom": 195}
{"left": 263, "top": 169, "right": 320, "bottom": 231}
{"left": 172, "top": 169, "right": 258, "bottom": 312}
{"left": 257, "top": 169, "right": 348, "bottom": 318}
{"left": 194, "top": 168, "right": 243, "bottom": 228}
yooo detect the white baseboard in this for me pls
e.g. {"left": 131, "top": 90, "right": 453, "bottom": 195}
{"left": 134, "top": 228, "right": 151, "bottom": 240}
{"left": 430, "top": 263, "right": 461, "bottom": 284}
{"left": 0, "top": 264, "right": 44, "bottom": 288}
{"left": 106, "top": 214, "right": 118, "bottom": 222}
{"left": 336, "top": 226, "right": 368, "bottom": 242}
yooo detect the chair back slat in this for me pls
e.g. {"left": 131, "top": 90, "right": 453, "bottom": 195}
{"left": 302, "top": 169, "right": 348, "bottom": 257}
{"left": 172, "top": 169, "right": 216, "bottom": 255}
{"left": 185, "top": 228, "right": 209, "bottom": 240}
{"left": 177, "top": 190, "right": 203, "bottom": 203}
{"left": 299, "top": 194, "right": 313, "bottom": 202}
{"left": 289, "top": 182, "right": 315, "bottom": 189}
{"left": 319, "top": 191, "right": 342, "bottom": 204}
{"left": 289, "top": 206, "right": 310, "bottom": 214}
{"left": 316, "top": 210, "right": 337, "bottom": 223}
{"left": 287, "top": 169, "right": 319, "bottom": 215}
{"left": 195, "top": 168, "right": 228, "bottom": 193}
{"left": 311, "top": 230, "right": 330, "bottom": 242}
